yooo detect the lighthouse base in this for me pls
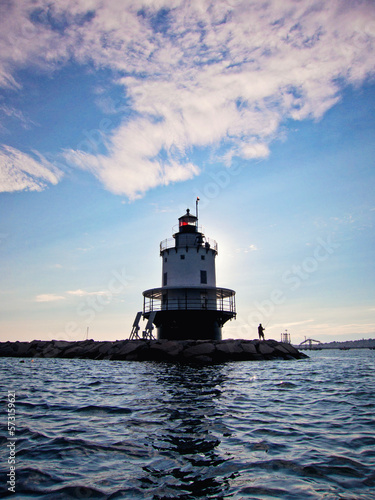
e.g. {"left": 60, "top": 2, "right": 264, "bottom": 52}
{"left": 151, "top": 310, "right": 235, "bottom": 341}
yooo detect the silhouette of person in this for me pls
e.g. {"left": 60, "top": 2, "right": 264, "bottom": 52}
{"left": 258, "top": 323, "right": 265, "bottom": 340}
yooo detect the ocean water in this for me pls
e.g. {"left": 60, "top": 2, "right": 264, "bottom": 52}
{"left": 1, "top": 349, "right": 374, "bottom": 499}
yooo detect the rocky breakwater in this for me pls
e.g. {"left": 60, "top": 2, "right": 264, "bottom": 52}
{"left": 0, "top": 339, "right": 308, "bottom": 363}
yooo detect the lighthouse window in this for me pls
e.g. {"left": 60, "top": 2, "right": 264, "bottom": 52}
{"left": 200, "top": 270, "right": 207, "bottom": 284}
{"left": 164, "top": 257, "right": 167, "bottom": 262}
{"left": 201, "top": 255, "right": 205, "bottom": 260}
{"left": 180, "top": 254, "right": 185, "bottom": 260}
{"left": 163, "top": 272, "right": 168, "bottom": 286}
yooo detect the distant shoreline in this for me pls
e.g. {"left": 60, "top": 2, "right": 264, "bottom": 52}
{"left": 295, "top": 338, "right": 375, "bottom": 350}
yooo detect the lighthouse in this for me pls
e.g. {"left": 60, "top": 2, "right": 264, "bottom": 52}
{"left": 136, "top": 200, "right": 236, "bottom": 341}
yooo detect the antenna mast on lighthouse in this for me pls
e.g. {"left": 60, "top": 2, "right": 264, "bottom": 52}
{"left": 196, "top": 197, "right": 199, "bottom": 227}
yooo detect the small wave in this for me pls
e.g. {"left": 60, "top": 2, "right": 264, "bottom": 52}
{"left": 322, "top": 455, "right": 368, "bottom": 478}
{"left": 18, "top": 434, "right": 156, "bottom": 460}
{"left": 87, "top": 380, "right": 102, "bottom": 386}
{"left": 15, "top": 400, "right": 52, "bottom": 410}
{"left": 350, "top": 436, "right": 375, "bottom": 448}
{"left": 238, "top": 485, "right": 290, "bottom": 498}
{"left": 276, "top": 381, "right": 297, "bottom": 388}
{"left": 14, "top": 400, "right": 82, "bottom": 414}
{"left": 251, "top": 441, "right": 270, "bottom": 452}
{"left": 15, "top": 467, "right": 62, "bottom": 491}
{"left": 363, "top": 472, "right": 375, "bottom": 487}
{"left": 5, "top": 427, "right": 50, "bottom": 444}
{"left": 25, "top": 485, "right": 106, "bottom": 499}
{"left": 73, "top": 405, "right": 132, "bottom": 414}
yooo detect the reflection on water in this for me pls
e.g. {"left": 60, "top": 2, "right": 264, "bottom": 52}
{"left": 0, "top": 350, "right": 374, "bottom": 499}
{"left": 144, "top": 364, "right": 233, "bottom": 499}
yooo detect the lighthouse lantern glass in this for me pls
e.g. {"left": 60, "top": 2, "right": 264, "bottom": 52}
{"left": 179, "top": 219, "right": 196, "bottom": 228}
{"left": 178, "top": 210, "right": 198, "bottom": 233}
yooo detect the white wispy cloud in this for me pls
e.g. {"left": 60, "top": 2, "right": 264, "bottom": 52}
{"left": 1, "top": 0, "right": 374, "bottom": 197}
{"left": 235, "top": 244, "right": 258, "bottom": 253}
{"left": 64, "top": 120, "right": 200, "bottom": 199}
{"left": 36, "top": 288, "right": 120, "bottom": 302}
{"left": 67, "top": 289, "right": 111, "bottom": 297}
{"left": 0, "top": 104, "right": 35, "bottom": 130}
{"left": 35, "top": 294, "right": 65, "bottom": 302}
{"left": 0, "top": 145, "right": 63, "bottom": 192}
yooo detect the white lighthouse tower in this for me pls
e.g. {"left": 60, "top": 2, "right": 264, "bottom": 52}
{"left": 139, "top": 200, "right": 236, "bottom": 340}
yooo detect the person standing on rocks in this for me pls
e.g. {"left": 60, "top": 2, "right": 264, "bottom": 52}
{"left": 258, "top": 323, "right": 265, "bottom": 340}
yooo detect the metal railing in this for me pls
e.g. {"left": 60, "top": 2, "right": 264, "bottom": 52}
{"left": 160, "top": 235, "right": 218, "bottom": 253}
{"left": 143, "top": 296, "right": 236, "bottom": 315}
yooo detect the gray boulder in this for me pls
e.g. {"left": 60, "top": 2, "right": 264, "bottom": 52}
{"left": 183, "top": 342, "right": 215, "bottom": 358}
{"left": 216, "top": 341, "right": 243, "bottom": 354}
{"left": 240, "top": 342, "right": 257, "bottom": 354}
{"left": 43, "top": 346, "right": 62, "bottom": 358}
{"left": 258, "top": 342, "right": 275, "bottom": 355}
{"left": 153, "top": 341, "right": 184, "bottom": 358}
{"left": 280, "top": 343, "right": 301, "bottom": 356}
{"left": 12, "top": 342, "right": 31, "bottom": 356}
{"left": 0, "top": 343, "right": 17, "bottom": 357}
{"left": 113, "top": 341, "right": 147, "bottom": 360}
{"left": 98, "top": 342, "right": 113, "bottom": 355}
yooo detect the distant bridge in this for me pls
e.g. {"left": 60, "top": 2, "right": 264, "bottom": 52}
{"left": 298, "top": 338, "right": 322, "bottom": 350}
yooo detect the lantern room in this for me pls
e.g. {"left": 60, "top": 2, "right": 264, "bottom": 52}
{"left": 178, "top": 209, "right": 197, "bottom": 233}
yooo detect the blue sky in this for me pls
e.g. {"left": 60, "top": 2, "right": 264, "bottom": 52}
{"left": 0, "top": 0, "right": 374, "bottom": 344}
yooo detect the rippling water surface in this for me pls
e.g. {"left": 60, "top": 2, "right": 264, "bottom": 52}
{"left": 1, "top": 349, "right": 374, "bottom": 499}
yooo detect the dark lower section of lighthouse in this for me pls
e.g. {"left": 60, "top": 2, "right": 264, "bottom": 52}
{"left": 154, "top": 310, "right": 232, "bottom": 341}
{"left": 142, "top": 286, "right": 236, "bottom": 341}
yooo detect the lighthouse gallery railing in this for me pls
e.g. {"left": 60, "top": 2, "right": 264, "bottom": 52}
{"left": 160, "top": 235, "right": 218, "bottom": 254}
{"left": 143, "top": 287, "right": 236, "bottom": 315}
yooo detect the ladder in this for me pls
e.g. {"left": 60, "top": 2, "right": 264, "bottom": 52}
{"left": 142, "top": 311, "right": 156, "bottom": 340}
{"left": 129, "top": 312, "right": 142, "bottom": 340}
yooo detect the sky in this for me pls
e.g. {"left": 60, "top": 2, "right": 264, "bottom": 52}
{"left": 0, "top": 0, "right": 374, "bottom": 345}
